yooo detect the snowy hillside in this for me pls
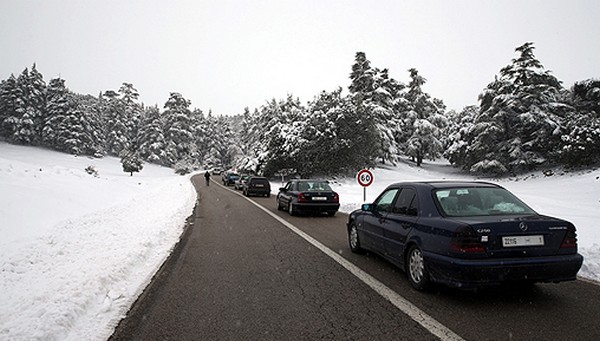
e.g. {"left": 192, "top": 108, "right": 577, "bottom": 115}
{"left": 1, "top": 142, "right": 599, "bottom": 340}
{"left": 0, "top": 143, "right": 197, "bottom": 340}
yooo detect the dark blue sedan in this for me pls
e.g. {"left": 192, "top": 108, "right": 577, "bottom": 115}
{"left": 347, "top": 181, "right": 584, "bottom": 290}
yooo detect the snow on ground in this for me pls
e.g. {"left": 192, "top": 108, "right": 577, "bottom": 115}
{"left": 0, "top": 143, "right": 197, "bottom": 340}
{"left": 1, "top": 142, "right": 599, "bottom": 340}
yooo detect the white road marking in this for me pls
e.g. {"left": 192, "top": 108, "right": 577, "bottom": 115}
{"left": 231, "top": 188, "right": 465, "bottom": 341}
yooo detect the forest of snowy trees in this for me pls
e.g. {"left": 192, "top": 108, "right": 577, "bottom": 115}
{"left": 1, "top": 42, "right": 599, "bottom": 177}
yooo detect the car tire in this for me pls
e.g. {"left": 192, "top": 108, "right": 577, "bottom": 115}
{"left": 266, "top": 193, "right": 271, "bottom": 198}
{"left": 348, "top": 222, "right": 364, "bottom": 254}
{"left": 406, "top": 245, "right": 430, "bottom": 291}
{"left": 243, "top": 189, "right": 248, "bottom": 196}
{"left": 288, "top": 201, "right": 296, "bottom": 216}
{"left": 277, "top": 198, "right": 283, "bottom": 211}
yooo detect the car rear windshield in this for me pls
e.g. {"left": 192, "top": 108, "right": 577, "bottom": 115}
{"left": 251, "top": 179, "right": 269, "bottom": 185}
{"left": 434, "top": 187, "right": 536, "bottom": 217}
{"left": 298, "top": 181, "right": 332, "bottom": 192}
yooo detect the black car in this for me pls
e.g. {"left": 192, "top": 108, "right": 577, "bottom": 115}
{"left": 243, "top": 176, "right": 271, "bottom": 197}
{"left": 221, "top": 171, "right": 240, "bottom": 186}
{"left": 347, "top": 181, "right": 583, "bottom": 290}
{"left": 277, "top": 179, "right": 340, "bottom": 216}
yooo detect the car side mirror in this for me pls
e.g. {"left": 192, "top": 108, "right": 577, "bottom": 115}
{"left": 279, "top": 187, "right": 287, "bottom": 192}
{"left": 361, "top": 203, "right": 373, "bottom": 211}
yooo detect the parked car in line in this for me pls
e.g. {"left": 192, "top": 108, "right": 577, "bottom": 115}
{"left": 243, "top": 176, "right": 271, "bottom": 197}
{"left": 277, "top": 179, "right": 340, "bottom": 216}
{"left": 347, "top": 181, "right": 583, "bottom": 290}
{"left": 221, "top": 171, "right": 240, "bottom": 186}
{"left": 234, "top": 174, "right": 250, "bottom": 190}
{"left": 211, "top": 167, "right": 222, "bottom": 175}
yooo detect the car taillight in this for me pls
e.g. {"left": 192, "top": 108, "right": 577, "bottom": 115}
{"left": 297, "top": 193, "right": 308, "bottom": 203}
{"left": 332, "top": 192, "right": 339, "bottom": 203}
{"left": 560, "top": 224, "right": 578, "bottom": 249}
{"left": 451, "top": 225, "right": 485, "bottom": 254}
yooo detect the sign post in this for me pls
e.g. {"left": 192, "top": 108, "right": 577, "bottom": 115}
{"left": 356, "top": 169, "right": 374, "bottom": 202}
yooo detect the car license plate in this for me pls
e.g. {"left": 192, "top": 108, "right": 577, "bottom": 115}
{"left": 312, "top": 196, "right": 327, "bottom": 201}
{"left": 255, "top": 184, "right": 264, "bottom": 187}
{"left": 502, "top": 235, "right": 544, "bottom": 247}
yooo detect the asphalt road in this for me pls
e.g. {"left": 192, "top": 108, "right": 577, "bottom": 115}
{"left": 110, "top": 175, "right": 600, "bottom": 341}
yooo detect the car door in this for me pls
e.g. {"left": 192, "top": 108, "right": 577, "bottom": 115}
{"left": 278, "top": 181, "right": 293, "bottom": 207}
{"left": 360, "top": 188, "right": 399, "bottom": 252}
{"left": 383, "top": 187, "right": 418, "bottom": 263}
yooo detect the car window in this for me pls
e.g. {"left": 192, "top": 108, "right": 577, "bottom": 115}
{"left": 309, "top": 181, "right": 332, "bottom": 191}
{"left": 392, "top": 188, "right": 417, "bottom": 216}
{"left": 374, "top": 188, "right": 398, "bottom": 214}
{"left": 435, "top": 187, "right": 536, "bottom": 217}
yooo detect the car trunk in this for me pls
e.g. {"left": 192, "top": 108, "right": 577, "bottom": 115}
{"left": 301, "top": 191, "right": 337, "bottom": 203}
{"left": 460, "top": 215, "right": 576, "bottom": 258}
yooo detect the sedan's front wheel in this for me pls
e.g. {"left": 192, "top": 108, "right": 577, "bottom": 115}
{"left": 406, "top": 245, "right": 430, "bottom": 291}
{"left": 348, "top": 222, "right": 364, "bottom": 254}
{"left": 288, "top": 201, "right": 296, "bottom": 216}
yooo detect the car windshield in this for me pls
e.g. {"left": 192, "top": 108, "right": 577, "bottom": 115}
{"left": 434, "top": 186, "right": 536, "bottom": 217}
{"left": 297, "top": 181, "right": 332, "bottom": 192}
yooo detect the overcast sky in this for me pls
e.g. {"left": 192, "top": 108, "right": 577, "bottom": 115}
{"left": 1, "top": 0, "right": 599, "bottom": 115}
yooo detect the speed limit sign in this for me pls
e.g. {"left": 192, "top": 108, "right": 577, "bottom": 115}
{"left": 357, "top": 169, "right": 374, "bottom": 187}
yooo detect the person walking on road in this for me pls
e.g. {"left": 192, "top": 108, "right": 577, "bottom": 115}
{"left": 204, "top": 171, "right": 210, "bottom": 186}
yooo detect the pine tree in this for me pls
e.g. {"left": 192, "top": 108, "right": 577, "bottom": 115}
{"left": 0, "top": 75, "right": 25, "bottom": 142}
{"left": 120, "top": 150, "right": 144, "bottom": 176}
{"left": 463, "top": 42, "right": 570, "bottom": 174}
{"left": 162, "top": 92, "right": 196, "bottom": 166}
{"left": 558, "top": 79, "right": 600, "bottom": 166}
{"left": 119, "top": 82, "right": 142, "bottom": 149}
{"left": 20, "top": 64, "right": 47, "bottom": 144}
{"left": 402, "top": 68, "right": 446, "bottom": 166}
{"left": 103, "top": 89, "right": 129, "bottom": 156}
{"left": 137, "top": 105, "right": 167, "bottom": 164}
{"left": 348, "top": 52, "right": 399, "bottom": 164}
{"left": 444, "top": 106, "right": 478, "bottom": 166}
{"left": 42, "top": 78, "right": 72, "bottom": 151}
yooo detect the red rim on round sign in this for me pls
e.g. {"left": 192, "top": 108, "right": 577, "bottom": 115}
{"left": 357, "top": 169, "right": 373, "bottom": 187}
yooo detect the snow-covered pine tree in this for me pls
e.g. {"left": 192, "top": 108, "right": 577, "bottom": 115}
{"left": 300, "top": 87, "right": 378, "bottom": 176}
{"left": 259, "top": 96, "right": 306, "bottom": 177}
{"left": 162, "top": 92, "right": 196, "bottom": 166}
{"left": 402, "top": 68, "right": 446, "bottom": 166}
{"left": 103, "top": 89, "right": 130, "bottom": 156}
{"left": 465, "top": 42, "right": 570, "bottom": 174}
{"left": 206, "top": 114, "right": 238, "bottom": 170}
{"left": 73, "top": 93, "right": 105, "bottom": 156}
{"left": 42, "top": 78, "right": 73, "bottom": 151}
{"left": 20, "top": 64, "right": 47, "bottom": 144}
{"left": 119, "top": 83, "right": 143, "bottom": 151}
{"left": 137, "top": 105, "right": 167, "bottom": 164}
{"left": 120, "top": 149, "right": 144, "bottom": 176}
{"left": 444, "top": 105, "right": 478, "bottom": 166}
{"left": 0, "top": 74, "right": 26, "bottom": 143}
{"left": 348, "top": 52, "right": 401, "bottom": 164}
{"left": 558, "top": 79, "right": 600, "bottom": 166}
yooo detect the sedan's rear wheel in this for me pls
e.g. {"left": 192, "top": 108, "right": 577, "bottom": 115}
{"left": 407, "top": 246, "right": 430, "bottom": 291}
{"left": 277, "top": 198, "right": 283, "bottom": 211}
{"left": 348, "top": 222, "right": 364, "bottom": 254}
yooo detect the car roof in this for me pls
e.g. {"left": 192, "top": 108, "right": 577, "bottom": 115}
{"left": 289, "top": 179, "right": 329, "bottom": 182}
{"left": 387, "top": 180, "right": 501, "bottom": 189}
